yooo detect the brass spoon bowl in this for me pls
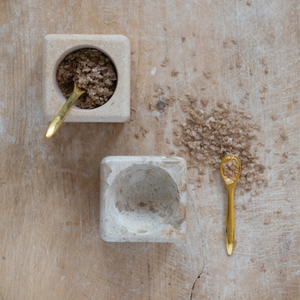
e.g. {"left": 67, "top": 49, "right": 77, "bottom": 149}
{"left": 46, "top": 83, "right": 86, "bottom": 138}
{"left": 220, "top": 154, "right": 241, "bottom": 255}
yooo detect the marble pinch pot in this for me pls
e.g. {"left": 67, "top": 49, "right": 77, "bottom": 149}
{"left": 42, "top": 34, "right": 131, "bottom": 122}
{"left": 100, "top": 156, "right": 187, "bottom": 242}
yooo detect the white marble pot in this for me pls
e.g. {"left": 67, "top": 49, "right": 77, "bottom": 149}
{"left": 42, "top": 34, "right": 130, "bottom": 122}
{"left": 100, "top": 156, "right": 187, "bottom": 242}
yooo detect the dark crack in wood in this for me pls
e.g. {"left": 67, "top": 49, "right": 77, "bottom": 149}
{"left": 189, "top": 269, "right": 204, "bottom": 300}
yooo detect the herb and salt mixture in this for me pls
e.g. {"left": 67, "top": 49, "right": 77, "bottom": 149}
{"left": 56, "top": 48, "right": 117, "bottom": 109}
{"left": 222, "top": 158, "right": 239, "bottom": 182}
{"left": 174, "top": 98, "right": 267, "bottom": 192}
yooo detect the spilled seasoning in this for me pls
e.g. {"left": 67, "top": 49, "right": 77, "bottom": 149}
{"left": 175, "top": 99, "right": 267, "bottom": 192}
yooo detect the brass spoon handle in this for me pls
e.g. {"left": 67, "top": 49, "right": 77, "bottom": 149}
{"left": 46, "top": 84, "right": 85, "bottom": 138}
{"left": 225, "top": 186, "right": 235, "bottom": 255}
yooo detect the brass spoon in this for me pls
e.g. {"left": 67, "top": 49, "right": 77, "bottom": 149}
{"left": 220, "top": 154, "right": 241, "bottom": 256}
{"left": 46, "top": 83, "right": 86, "bottom": 138}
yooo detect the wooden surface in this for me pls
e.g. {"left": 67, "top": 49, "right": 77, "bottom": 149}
{"left": 1, "top": 0, "right": 300, "bottom": 299}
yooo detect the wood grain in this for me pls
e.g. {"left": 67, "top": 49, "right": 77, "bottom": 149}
{"left": 1, "top": 0, "right": 300, "bottom": 299}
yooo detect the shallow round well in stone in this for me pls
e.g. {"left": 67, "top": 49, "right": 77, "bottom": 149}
{"left": 109, "top": 164, "right": 179, "bottom": 235}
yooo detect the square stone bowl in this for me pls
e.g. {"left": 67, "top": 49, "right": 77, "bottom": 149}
{"left": 42, "top": 34, "right": 130, "bottom": 122}
{"left": 100, "top": 156, "right": 187, "bottom": 242}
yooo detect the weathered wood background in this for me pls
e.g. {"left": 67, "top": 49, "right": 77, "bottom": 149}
{"left": 1, "top": 0, "right": 300, "bottom": 299}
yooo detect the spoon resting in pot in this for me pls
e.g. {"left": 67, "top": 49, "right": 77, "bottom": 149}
{"left": 46, "top": 83, "right": 85, "bottom": 138}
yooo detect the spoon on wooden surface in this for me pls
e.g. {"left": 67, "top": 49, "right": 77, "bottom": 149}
{"left": 45, "top": 83, "right": 86, "bottom": 138}
{"left": 220, "top": 154, "right": 241, "bottom": 256}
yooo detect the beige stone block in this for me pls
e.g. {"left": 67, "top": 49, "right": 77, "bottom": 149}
{"left": 100, "top": 156, "right": 187, "bottom": 242}
{"left": 42, "top": 34, "right": 130, "bottom": 122}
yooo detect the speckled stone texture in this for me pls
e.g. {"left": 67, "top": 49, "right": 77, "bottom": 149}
{"left": 100, "top": 156, "right": 187, "bottom": 242}
{"left": 42, "top": 34, "right": 130, "bottom": 122}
